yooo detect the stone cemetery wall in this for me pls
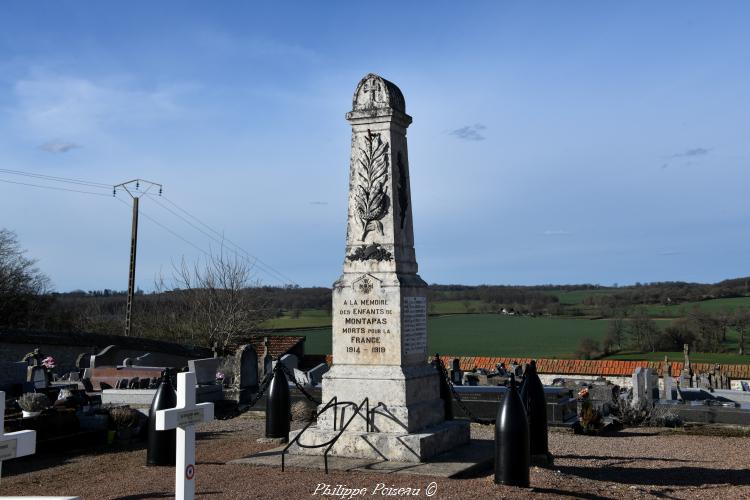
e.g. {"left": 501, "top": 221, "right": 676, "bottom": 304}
{"left": 0, "top": 330, "right": 212, "bottom": 374}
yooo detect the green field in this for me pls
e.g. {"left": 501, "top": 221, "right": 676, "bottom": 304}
{"left": 262, "top": 297, "right": 750, "bottom": 364}
{"left": 266, "top": 313, "right": 748, "bottom": 364}
{"left": 552, "top": 288, "right": 629, "bottom": 306}
{"left": 261, "top": 308, "right": 332, "bottom": 329}
{"left": 643, "top": 296, "right": 750, "bottom": 317}
{"left": 269, "top": 315, "right": 619, "bottom": 358}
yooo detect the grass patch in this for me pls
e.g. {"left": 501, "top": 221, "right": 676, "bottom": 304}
{"left": 261, "top": 308, "right": 332, "bottom": 329}
{"left": 643, "top": 296, "right": 750, "bottom": 317}
{"left": 278, "top": 315, "right": 617, "bottom": 358}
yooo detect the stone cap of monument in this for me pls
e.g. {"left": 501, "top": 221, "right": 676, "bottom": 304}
{"left": 346, "top": 73, "right": 412, "bottom": 125}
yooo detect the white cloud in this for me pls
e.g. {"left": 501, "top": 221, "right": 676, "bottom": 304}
{"left": 12, "top": 73, "right": 195, "bottom": 139}
{"left": 543, "top": 229, "right": 571, "bottom": 236}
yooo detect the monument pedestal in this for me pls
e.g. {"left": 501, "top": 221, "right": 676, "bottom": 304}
{"left": 287, "top": 420, "right": 469, "bottom": 462}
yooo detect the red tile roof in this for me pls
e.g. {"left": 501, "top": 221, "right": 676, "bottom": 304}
{"left": 435, "top": 355, "right": 750, "bottom": 379}
{"left": 235, "top": 335, "right": 305, "bottom": 359}
{"left": 322, "top": 353, "right": 750, "bottom": 379}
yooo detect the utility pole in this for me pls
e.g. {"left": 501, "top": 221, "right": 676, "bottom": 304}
{"left": 114, "top": 179, "right": 162, "bottom": 336}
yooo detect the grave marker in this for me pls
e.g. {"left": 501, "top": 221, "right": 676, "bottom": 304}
{"left": 0, "top": 391, "right": 36, "bottom": 484}
{"left": 155, "top": 372, "right": 214, "bottom": 500}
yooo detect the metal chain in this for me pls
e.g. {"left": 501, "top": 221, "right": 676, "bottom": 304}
{"left": 436, "top": 358, "right": 496, "bottom": 426}
{"left": 279, "top": 363, "right": 322, "bottom": 405}
{"left": 231, "top": 371, "right": 274, "bottom": 417}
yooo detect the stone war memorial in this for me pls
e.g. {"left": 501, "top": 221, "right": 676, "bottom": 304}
{"left": 287, "top": 73, "right": 470, "bottom": 461}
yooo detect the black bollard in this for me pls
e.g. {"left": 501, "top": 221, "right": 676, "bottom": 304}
{"left": 433, "top": 354, "right": 453, "bottom": 420}
{"left": 495, "top": 374, "right": 530, "bottom": 487}
{"left": 147, "top": 370, "right": 176, "bottom": 466}
{"left": 526, "top": 360, "right": 552, "bottom": 465}
{"left": 266, "top": 361, "right": 290, "bottom": 439}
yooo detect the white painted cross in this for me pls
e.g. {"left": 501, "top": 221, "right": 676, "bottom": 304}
{"left": 0, "top": 390, "right": 37, "bottom": 485}
{"left": 155, "top": 371, "right": 214, "bottom": 500}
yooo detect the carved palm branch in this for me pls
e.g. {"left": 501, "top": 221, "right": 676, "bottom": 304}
{"left": 354, "top": 130, "right": 389, "bottom": 240}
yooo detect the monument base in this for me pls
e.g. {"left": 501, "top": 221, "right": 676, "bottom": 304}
{"left": 286, "top": 420, "right": 469, "bottom": 462}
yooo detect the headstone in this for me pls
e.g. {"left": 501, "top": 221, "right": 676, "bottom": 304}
{"left": 644, "top": 368, "right": 658, "bottom": 400}
{"left": 75, "top": 352, "right": 91, "bottom": 369}
{"left": 188, "top": 358, "right": 221, "bottom": 386}
{"left": 662, "top": 357, "right": 674, "bottom": 400}
{"left": 680, "top": 343, "right": 693, "bottom": 388}
{"left": 155, "top": 372, "right": 214, "bottom": 500}
{"left": 235, "top": 345, "right": 258, "bottom": 388}
{"left": 21, "top": 348, "right": 44, "bottom": 366}
{"left": 306, "top": 363, "right": 329, "bottom": 386}
{"left": 90, "top": 345, "right": 120, "bottom": 368}
{"left": 273, "top": 354, "right": 298, "bottom": 374}
{"left": 293, "top": 368, "right": 310, "bottom": 386}
{"left": 27, "top": 366, "right": 48, "bottom": 389}
{"left": 631, "top": 367, "right": 645, "bottom": 408}
{"left": 131, "top": 352, "right": 188, "bottom": 369}
{"left": 0, "top": 390, "right": 37, "bottom": 485}
{"left": 262, "top": 337, "right": 273, "bottom": 377}
{"left": 287, "top": 74, "right": 469, "bottom": 462}
{"left": 451, "top": 358, "right": 462, "bottom": 385}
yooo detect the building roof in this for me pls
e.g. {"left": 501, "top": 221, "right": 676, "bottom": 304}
{"left": 237, "top": 335, "right": 305, "bottom": 360}
{"left": 437, "top": 355, "right": 750, "bottom": 379}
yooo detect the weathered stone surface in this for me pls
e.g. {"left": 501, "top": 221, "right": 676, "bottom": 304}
{"left": 288, "top": 73, "right": 468, "bottom": 459}
{"left": 288, "top": 420, "right": 469, "bottom": 462}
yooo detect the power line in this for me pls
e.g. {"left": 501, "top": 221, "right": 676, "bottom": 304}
{"left": 0, "top": 177, "right": 112, "bottom": 197}
{"left": 0, "top": 166, "right": 297, "bottom": 287}
{"left": 148, "top": 194, "right": 294, "bottom": 285}
{"left": 0, "top": 168, "right": 111, "bottom": 189}
{"left": 146, "top": 193, "right": 297, "bottom": 286}
{"left": 113, "top": 194, "right": 210, "bottom": 258}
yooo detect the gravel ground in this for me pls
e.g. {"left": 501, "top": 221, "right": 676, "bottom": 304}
{"left": 1, "top": 417, "right": 749, "bottom": 499}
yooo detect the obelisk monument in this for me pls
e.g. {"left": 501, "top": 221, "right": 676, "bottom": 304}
{"left": 288, "top": 74, "right": 469, "bottom": 462}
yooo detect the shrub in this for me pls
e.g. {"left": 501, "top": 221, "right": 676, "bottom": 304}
{"left": 18, "top": 393, "right": 50, "bottom": 412}
{"left": 109, "top": 406, "right": 141, "bottom": 430}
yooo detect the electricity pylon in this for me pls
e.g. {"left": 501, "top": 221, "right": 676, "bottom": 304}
{"left": 114, "top": 179, "right": 162, "bottom": 336}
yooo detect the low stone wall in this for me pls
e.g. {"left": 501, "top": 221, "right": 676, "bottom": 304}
{"left": 0, "top": 330, "right": 212, "bottom": 376}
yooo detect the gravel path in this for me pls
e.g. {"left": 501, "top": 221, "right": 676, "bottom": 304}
{"left": 1, "top": 417, "right": 748, "bottom": 499}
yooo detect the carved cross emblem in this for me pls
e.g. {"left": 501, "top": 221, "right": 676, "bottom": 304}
{"left": 362, "top": 78, "right": 382, "bottom": 105}
{"left": 358, "top": 278, "right": 374, "bottom": 294}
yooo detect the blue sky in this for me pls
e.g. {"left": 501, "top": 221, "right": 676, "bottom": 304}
{"left": 0, "top": 2, "right": 748, "bottom": 291}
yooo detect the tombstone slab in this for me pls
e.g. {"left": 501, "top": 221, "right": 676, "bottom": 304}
{"left": 287, "top": 74, "right": 469, "bottom": 462}
{"left": 188, "top": 358, "right": 221, "bottom": 386}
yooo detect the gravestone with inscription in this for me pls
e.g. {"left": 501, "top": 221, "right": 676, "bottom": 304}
{"left": 287, "top": 73, "right": 469, "bottom": 462}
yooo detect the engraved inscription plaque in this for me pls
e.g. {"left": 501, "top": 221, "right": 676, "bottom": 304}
{"left": 402, "top": 296, "right": 427, "bottom": 356}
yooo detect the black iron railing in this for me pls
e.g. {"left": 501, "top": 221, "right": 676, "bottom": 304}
{"left": 282, "top": 396, "right": 371, "bottom": 473}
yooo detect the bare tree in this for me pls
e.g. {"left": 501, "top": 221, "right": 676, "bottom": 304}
{"left": 606, "top": 315, "right": 627, "bottom": 350}
{"left": 733, "top": 308, "right": 750, "bottom": 356}
{"left": 575, "top": 337, "right": 600, "bottom": 360}
{"left": 156, "top": 246, "right": 272, "bottom": 353}
{"left": 0, "top": 229, "right": 51, "bottom": 328}
{"left": 628, "top": 308, "right": 660, "bottom": 352}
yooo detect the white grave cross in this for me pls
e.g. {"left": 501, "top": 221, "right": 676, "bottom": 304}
{"left": 155, "top": 371, "right": 214, "bottom": 500}
{"left": 0, "top": 390, "right": 36, "bottom": 485}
